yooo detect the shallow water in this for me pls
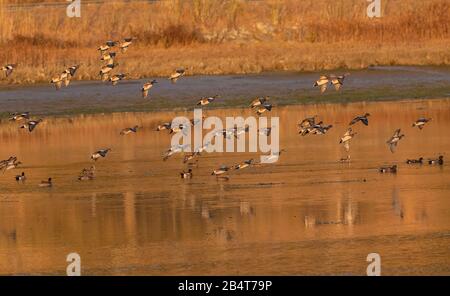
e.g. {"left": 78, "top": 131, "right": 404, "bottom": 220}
{"left": 0, "top": 99, "right": 449, "bottom": 275}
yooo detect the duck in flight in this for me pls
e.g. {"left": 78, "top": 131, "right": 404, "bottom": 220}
{"left": 169, "top": 68, "right": 186, "bottom": 83}
{"left": 91, "top": 148, "right": 111, "bottom": 161}
{"left": 99, "top": 63, "right": 118, "bottom": 81}
{"left": 349, "top": 113, "right": 370, "bottom": 126}
{"left": 0, "top": 156, "right": 17, "bottom": 171}
{"left": 9, "top": 112, "right": 30, "bottom": 121}
{"left": 234, "top": 159, "right": 253, "bottom": 170}
{"left": 340, "top": 128, "right": 357, "bottom": 152}
{"left": 119, "top": 37, "right": 136, "bottom": 53}
{"left": 1, "top": 64, "right": 16, "bottom": 77}
{"left": 255, "top": 103, "right": 272, "bottom": 116}
{"left": 120, "top": 126, "right": 140, "bottom": 135}
{"left": 109, "top": 73, "right": 126, "bottom": 86}
{"left": 97, "top": 40, "right": 118, "bottom": 54}
{"left": 101, "top": 52, "right": 116, "bottom": 62}
{"left": 250, "top": 96, "right": 270, "bottom": 108}
{"left": 412, "top": 118, "right": 432, "bottom": 130}
{"left": 142, "top": 80, "right": 157, "bottom": 98}
{"left": 20, "top": 119, "right": 43, "bottom": 132}
{"left": 211, "top": 165, "right": 230, "bottom": 176}
{"left": 197, "top": 95, "right": 219, "bottom": 106}
{"left": 314, "top": 73, "right": 350, "bottom": 93}
{"left": 156, "top": 122, "right": 172, "bottom": 131}
{"left": 386, "top": 129, "right": 405, "bottom": 153}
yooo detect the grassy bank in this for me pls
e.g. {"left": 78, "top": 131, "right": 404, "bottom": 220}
{"left": 0, "top": 0, "right": 449, "bottom": 84}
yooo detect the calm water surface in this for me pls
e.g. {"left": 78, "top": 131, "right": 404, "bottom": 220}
{"left": 0, "top": 99, "right": 449, "bottom": 275}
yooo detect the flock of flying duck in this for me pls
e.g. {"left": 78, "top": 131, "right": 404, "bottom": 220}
{"left": 0, "top": 39, "right": 445, "bottom": 187}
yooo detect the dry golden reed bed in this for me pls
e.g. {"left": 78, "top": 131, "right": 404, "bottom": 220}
{"left": 0, "top": 0, "right": 449, "bottom": 84}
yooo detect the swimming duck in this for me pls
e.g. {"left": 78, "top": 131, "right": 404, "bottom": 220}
{"left": 99, "top": 63, "right": 117, "bottom": 81}
{"left": 197, "top": 95, "right": 219, "bottom": 106}
{"left": 9, "top": 112, "right": 30, "bottom": 121}
{"left": 156, "top": 122, "right": 172, "bottom": 131}
{"left": 234, "top": 159, "right": 253, "bottom": 170}
{"left": 386, "top": 129, "right": 405, "bottom": 153}
{"left": 120, "top": 125, "right": 140, "bottom": 135}
{"left": 180, "top": 169, "right": 193, "bottom": 179}
{"left": 211, "top": 166, "right": 230, "bottom": 176}
{"left": 340, "top": 128, "right": 357, "bottom": 152}
{"left": 109, "top": 73, "right": 126, "bottom": 86}
{"left": 250, "top": 96, "right": 269, "bottom": 108}
{"left": 15, "top": 172, "right": 26, "bottom": 182}
{"left": 379, "top": 165, "right": 397, "bottom": 174}
{"left": 20, "top": 119, "right": 43, "bottom": 132}
{"left": 119, "top": 37, "right": 136, "bottom": 53}
{"left": 39, "top": 178, "right": 52, "bottom": 187}
{"left": 412, "top": 118, "right": 432, "bottom": 130}
{"left": 169, "top": 68, "right": 186, "bottom": 83}
{"left": 428, "top": 155, "right": 444, "bottom": 165}
{"left": 1, "top": 64, "right": 16, "bottom": 77}
{"left": 255, "top": 103, "right": 272, "bottom": 116}
{"left": 91, "top": 148, "right": 111, "bottom": 161}
{"left": 141, "top": 80, "right": 157, "bottom": 98}
{"left": 101, "top": 52, "right": 116, "bottom": 62}
{"left": 406, "top": 157, "right": 423, "bottom": 164}
{"left": 349, "top": 113, "right": 370, "bottom": 126}
{"left": 78, "top": 165, "right": 95, "bottom": 181}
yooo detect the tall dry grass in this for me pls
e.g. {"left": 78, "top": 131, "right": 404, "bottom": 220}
{"left": 0, "top": 0, "right": 449, "bottom": 83}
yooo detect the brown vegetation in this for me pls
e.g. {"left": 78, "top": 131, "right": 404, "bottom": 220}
{"left": 0, "top": 0, "right": 449, "bottom": 84}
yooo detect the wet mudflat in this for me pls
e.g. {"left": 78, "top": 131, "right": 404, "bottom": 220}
{"left": 0, "top": 66, "right": 449, "bottom": 116}
{"left": 0, "top": 98, "right": 449, "bottom": 275}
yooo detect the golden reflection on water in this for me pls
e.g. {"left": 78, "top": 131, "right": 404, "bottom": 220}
{"left": 0, "top": 99, "right": 449, "bottom": 275}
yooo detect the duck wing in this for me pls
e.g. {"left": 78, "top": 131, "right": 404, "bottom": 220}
{"left": 343, "top": 141, "right": 350, "bottom": 152}
{"left": 28, "top": 122, "right": 38, "bottom": 132}
{"left": 361, "top": 117, "right": 369, "bottom": 126}
{"left": 389, "top": 142, "right": 397, "bottom": 153}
